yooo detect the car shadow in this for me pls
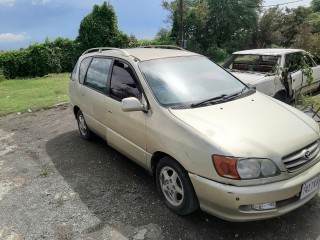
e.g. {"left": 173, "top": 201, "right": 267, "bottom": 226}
{"left": 46, "top": 130, "right": 320, "bottom": 240}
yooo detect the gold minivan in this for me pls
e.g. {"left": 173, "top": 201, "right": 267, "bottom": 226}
{"left": 69, "top": 46, "right": 320, "bottom": 221}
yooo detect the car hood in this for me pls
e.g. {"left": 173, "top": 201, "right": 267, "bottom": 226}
{"left": 230, "top": 71, "right": 269, "bottom": 84}
{"left": 169, "top": 92, "right": 319, "bottom": 159}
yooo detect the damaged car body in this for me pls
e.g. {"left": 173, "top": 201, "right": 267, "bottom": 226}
{"left": 223, "top": 49, "right": 320, "bottom": 102}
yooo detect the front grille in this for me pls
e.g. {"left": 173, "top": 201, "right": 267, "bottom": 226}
{"left": 282, "top": 141, "right": 320, "bottom": 172}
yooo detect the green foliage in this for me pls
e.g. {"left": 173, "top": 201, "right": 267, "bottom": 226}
{"left": 76, "top": 2, "right": 130, "bottom": 51}
{"left": 206, "top": 47, "right": 229, "bottom": 62}
{"left": 28, "top": 44, "right": 61, "bottom": 77}
{"left": 129, "top": 38, "right": 175, "bottom": 48}
{"left": 292, "top": 22, "right": 320, "bottom": 59}
{"left": 0, "top": 38, "right": 81, "bottom": 79}
{"left": 257, "top": 7, "right": 284, "bottom": 48}
{"left": 311, "top": 0, "right": 320, "bottom": 13}
{"left": 0, "top": 44, "right": 62, "bottom": 79}
{"left": 45, "top": 38, "right": 81, "bottom": 72}
{"left": 163, "top": 0, "right": 262, "bottom": 56}
{"left": 281, "top": 7, "right": 312, "bottom": 47}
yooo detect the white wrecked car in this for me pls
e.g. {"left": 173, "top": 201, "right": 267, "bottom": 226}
{"left": 223, "top": 49, "right": 320, "bottom": 102}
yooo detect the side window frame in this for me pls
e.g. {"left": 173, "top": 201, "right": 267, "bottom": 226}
{"left": 79, "top": 57, "right": 93, "bottom": 84}
{"left": 70, "top": 60, "right": 79, "bottom": 81}
{"left": 304, "top": 54, "right": 316, "bottom": 68}
{"left": 83, "top": 56, "right": 113, "bottom": 95}
{"left": 108, "top": 58, "right": 144, "bottom": 102}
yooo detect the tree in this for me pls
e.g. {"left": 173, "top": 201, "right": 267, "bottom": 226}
{"left": 257, "top": 7, "right": 285, "bottom": 48}
{"left": 76, "top": 2, "right": 129, "bottom": 51}
{"left": 280, "top": 6, "right": 312, "bottom": 46}
{"left": 293, "top": 22, "right": 320, "bottom": 58}
{"left": 163, "top": 0, "right": 262, "bottom": 59}
{"left": 311, "top": 0, "right": 320, "bottom": 13}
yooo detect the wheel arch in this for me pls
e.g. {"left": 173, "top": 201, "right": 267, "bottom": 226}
{"left": 73, "top": 106, "right": 80, "bottom": 119}
{"left": 274, "top": 89, "right": 288, "bottom": 102}
{"left": 151, "top": 151, "right": 186, "bottom": 177}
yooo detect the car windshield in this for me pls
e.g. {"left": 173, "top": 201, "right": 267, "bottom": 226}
{"left": 139, "top": 56, "right": 247, "bottom": 107}
{"left": 228, "top": 54, "right": 280, "bottom": 73}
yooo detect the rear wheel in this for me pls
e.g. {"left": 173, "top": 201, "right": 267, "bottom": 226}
{"left": 156, "top": 156, "right": 199, "bottom": 215}
{"left": 77, "top": 110, "right": 93, "bottom": 140}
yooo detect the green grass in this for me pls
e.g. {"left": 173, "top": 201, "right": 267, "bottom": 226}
{"left": 0, "top": 73, "right": 70, "bottom": 116}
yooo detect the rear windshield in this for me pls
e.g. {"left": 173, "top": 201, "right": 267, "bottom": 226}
{"left": 228, "top": 54, "right": 280, "bottom": 73}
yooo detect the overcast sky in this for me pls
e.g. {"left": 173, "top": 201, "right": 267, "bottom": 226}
{"left": 0, "top": 0, "right": 312, "bottom": 50}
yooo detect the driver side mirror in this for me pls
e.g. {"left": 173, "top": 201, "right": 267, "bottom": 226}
{"left": 121, "top": 97, "right": 144, "bottom": 112}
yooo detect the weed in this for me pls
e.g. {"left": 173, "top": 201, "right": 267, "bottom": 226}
{"left": 37, "top": 165, "right": 52, "bottom": 177}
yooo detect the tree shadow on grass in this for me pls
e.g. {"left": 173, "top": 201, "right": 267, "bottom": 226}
{"left": 46, "top": 130, "right": 320, "bottom": 240}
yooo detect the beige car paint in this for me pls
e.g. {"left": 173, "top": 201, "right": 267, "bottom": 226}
{"left": 70, "top": 47, "right": 320, "bottom": 221}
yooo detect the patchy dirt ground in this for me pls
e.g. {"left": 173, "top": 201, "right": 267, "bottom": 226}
{"left": 0, "top": 106, "right": 320, "bottom": 240}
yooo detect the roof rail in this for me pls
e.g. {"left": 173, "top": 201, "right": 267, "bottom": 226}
{"left": 82, "top": 47, "right": 130, "bottom": 56}
{"left": 140, "top": 45, "right": 185, "bottom": 50}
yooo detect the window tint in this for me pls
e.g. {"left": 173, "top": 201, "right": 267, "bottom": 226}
{"left": 110, "top": 61, "right": 141, "bottom": 101}
{"left": 79, "top": 57, "right": 92, "bottom": 84}
{"left": 84, "top": 58, "right": 112, "bottom": 93}
{"left": 71, "top": 61, "right": 78, "bottom": 81}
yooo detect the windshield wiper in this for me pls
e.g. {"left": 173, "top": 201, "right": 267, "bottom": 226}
{"left": 191, "top": 94, "right": 228, "bottom": 108}
{"left": 190, "top": 87, "right": 247, "bottom": 108}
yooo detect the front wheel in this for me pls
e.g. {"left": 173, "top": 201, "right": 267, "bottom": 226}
{"left": 156, "top": 156, "right": 199, "bottom": 215}
{"left": 76, "top": 110, "right": 93, "bottom": 140}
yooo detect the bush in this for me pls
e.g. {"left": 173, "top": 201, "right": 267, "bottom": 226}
{"left": 46, "top": 38, "right": 81, "bottom": 72}
{"left": 1, "top": 49, "right": 30, "bottom": 79}
{"left": 0, "top": 38, "right": 84, "bottom": 79}
{"left": 206, "top": 47, "right": 229, "bottom": 62}
{"left": 1, "top": 44, "right": 62, "bottom": 79}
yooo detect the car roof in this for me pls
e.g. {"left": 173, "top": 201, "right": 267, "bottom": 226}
{"left": 97, "top": 48, "right": 200, "bottom": 61}
{"left": 233, "top": 48, "right": 304, "bottom": 56}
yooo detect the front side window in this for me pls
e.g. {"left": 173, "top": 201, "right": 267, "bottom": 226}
{"left": 84, "top": 58, "right": 112, "bottom": 93}
{"left": 79, "top": 57, "right": 92, "bottom": 84}
{"left": 139, "top": 56, "right": 247, "bottom": 107}
{"left": 110, "top": 60, "right": 141, "bottom": 101}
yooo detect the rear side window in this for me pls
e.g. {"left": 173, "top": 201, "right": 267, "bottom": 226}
{"left": 79, "top": 57, "right": 92, "bottom": 84}
{"left": 71, "top": 61, "right": 78, "bottom": 81}
{"left": 84, "top": 58, "right": 112, "bottom": 93}
{"left": 110, "top": 60, "right": 142, "bottom": 101}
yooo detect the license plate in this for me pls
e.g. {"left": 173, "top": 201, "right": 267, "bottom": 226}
{"left": 300, "top": 176, "right": 320, "bottom": 200}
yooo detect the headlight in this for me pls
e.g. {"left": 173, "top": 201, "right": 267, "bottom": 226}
{"left": 212, "top": 155, "right": 280, "bottom": 180}
{"left": 237, "top": 158, "right": 278, "bottom": 179}
{"left": 237, "top": 159, "right": 261, "bottom": 179}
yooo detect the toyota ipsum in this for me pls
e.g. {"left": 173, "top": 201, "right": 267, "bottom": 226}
{"left": 69, "top": 46, "right": 320, "bottom": 221}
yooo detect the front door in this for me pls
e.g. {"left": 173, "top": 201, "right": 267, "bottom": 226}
{"left": 105, "top": 59, "right": 147, "bottom": 167}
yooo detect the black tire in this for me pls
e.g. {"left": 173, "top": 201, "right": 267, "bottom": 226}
{"left": 156, "top": 156, "right": 199, "bottom": 215}
{"left": 76, "top": 110, "right": 93, "bottom": 140}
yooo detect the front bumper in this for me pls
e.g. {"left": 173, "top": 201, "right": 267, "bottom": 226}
{"left": 189, "top": 160, "right": 320, "bottom": 222}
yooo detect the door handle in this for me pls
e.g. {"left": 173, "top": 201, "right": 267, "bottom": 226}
{"left": 81, "top": 93, "right": 85, "bottom": 97}
{"left": 107, "top": 109, "right": 112, "bottom": 113}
